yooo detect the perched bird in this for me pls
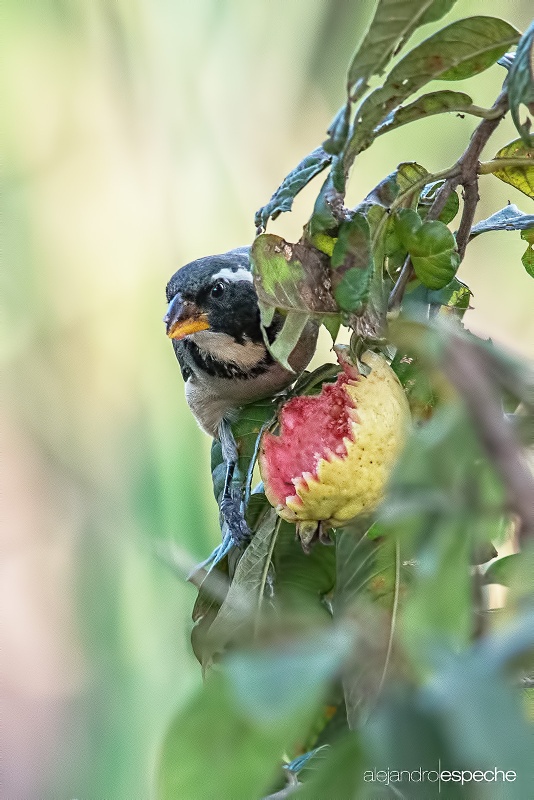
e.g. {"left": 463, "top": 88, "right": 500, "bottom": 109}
{"left": 164, "top": 246, "right": 318, "bottom": 548}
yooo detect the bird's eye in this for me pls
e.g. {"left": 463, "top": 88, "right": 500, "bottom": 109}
{"left": 210, "top": 281, "right": 226, "bottom": 298}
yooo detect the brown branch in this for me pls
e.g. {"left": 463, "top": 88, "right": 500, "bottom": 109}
{"left": 388, "top": 91, "right": 509, "bottom": 310}
{"left": 456, "top": 180, "right": 479, "bottom": 261}
{"left": 456, "top": 90, "right": 508, "bottom": 177}
{"left": 388, "top": 254, "right": 413, "bottom": 312}
{"left": 443, "top": 335, "right": 534, "bottom": 546}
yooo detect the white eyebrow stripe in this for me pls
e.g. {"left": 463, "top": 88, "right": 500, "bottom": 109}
{"left": 211, "top": 267, "right": 253, "bottom": 283}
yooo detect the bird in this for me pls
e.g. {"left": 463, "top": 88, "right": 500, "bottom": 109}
{"left": 164, "top": 246, "right": 319, "bottom": 551}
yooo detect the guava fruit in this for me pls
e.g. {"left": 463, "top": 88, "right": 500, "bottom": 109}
{"left": 259, "top": 350, "right": 411, "bottom": 549}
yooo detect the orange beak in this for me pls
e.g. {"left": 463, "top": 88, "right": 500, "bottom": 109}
{"left": 164, "top": 294, "right": 210, "bottom": 340}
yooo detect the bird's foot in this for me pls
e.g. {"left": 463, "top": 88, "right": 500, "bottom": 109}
{"left": 220, "top": 488, "right": 251, "bottom": 547}
{"left": 193, "top": 489, "right": 251, "bottom": 574}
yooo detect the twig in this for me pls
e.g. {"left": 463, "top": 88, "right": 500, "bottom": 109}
{"left": 479, "top": 156, "right": 534, "bottom": 173}
{"left": 443, "top": 335, "right": 534, "bottom": 545}
{"left": 456, "top": 180, "right": 479, "bottom": 261}
{"left": 388, "top": 254, "right": 413, "bottom": 312}
{"left": 464, "top": 104, "right": 508, "bottom": 120}
{"left": 425, "top": 176, "right": 461, "bottom": 222}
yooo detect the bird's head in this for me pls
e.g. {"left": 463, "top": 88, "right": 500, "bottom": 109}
{"left": 164, "top": 247, "right": 263, "bottom": 345}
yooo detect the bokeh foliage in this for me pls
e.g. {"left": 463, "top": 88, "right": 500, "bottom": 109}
{"left": 2, "top": 1, "right": 533, "bottom": 799}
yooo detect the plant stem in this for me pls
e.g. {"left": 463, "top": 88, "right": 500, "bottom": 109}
{"left": 465, "top": 104, "right": 507, "bottom": 120}
{"left": 443, "top": 335, "right": 534, "bottom": 545}
{"left": 456, "top": 180, "right": 479, "bottom": 261}
{"left": 388, "top": 255, "right": 413, "bottom": 312}
{"left": 478, "top": 156, "right": 534, "bottom": 173}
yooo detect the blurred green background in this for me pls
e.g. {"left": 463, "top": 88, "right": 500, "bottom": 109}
{"left": 2, "top": 1, "right": 533, "bottom": 797}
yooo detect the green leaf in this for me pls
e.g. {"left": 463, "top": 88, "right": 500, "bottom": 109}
{"left": 296, "top": 733, "right": 364, "bottom": 800}
{"left": 375, "top": 90, "right": 478, "bottom": 136}
{"left": 418, "top": 180, "right": 460, "bottom": 224}
{"left": 321, "top": 314, "right": 341, "bottom": 342}
{"left": 384, "top": 401, "right": 507, "bottom": 534}
{"left": 271, "top": 521, "right": 336, "bottom": 617}
{"left": 157, "top": 630, "right": 351, "bottom": 800}
{"left": 334, "top": 526, "right": 409, "bottom": 727}
{"left": 251, "top": 233, "right": 337, "bottom": 315}
{"left": 521, "top": 227, "right": 534, "bottom": 276}
{"left": 365, "top": 691, "right": 465, "bottom": 800}
{"left": 308, "top": 232, "right": 337, "bottom": 258}
{"left": 289, "top": 362, "right": 340, "bottom": 398}
{"left": 423, "top": 613, "right": 534, "bottom": 799}
{"left": 330, "top": 212, "right": 373, "bottom": 312}
{"left": 355, "top": 163, "right": 431, "bottom": 281}
{"left": 471, "top": 335, "right": 534, "bottom": 411}
{"left": 492, "top": 139, "right": 534, "bottom": 199}
{"left": 401, "top": 517, "right": 472, "bottom": 665}
{"left": 205, "top": 509, "right": 279, "bottom": 657}
{"left": 391, "top": 349, "right": 438, "bottom": 420}
{"left": 426, "top": 277, "right": 471, "bottom": 313}
{"left": 251, "top": 233, "right": 336, "bottom": 369}
{"left": 507, "top": 20, "right": 534, "bottom": 145}
{"left": 252, "top": 234, "right": 305, "bottom": 307}
{"left": 507, "top": 543, "right": 534, "bottom": 611}
{"left": 335, "top": 526, "right": 403, "bottom": 615}
{"left": 395, "top": 162, "right": 431, "bottom": 197}
{"left": 307, "top": 173, "right": 340, "bottom": 236}
{"left": 323, "top": 103, "right": 351, "bottom": 156}
{"left": 404, "top": 276, "right": 472, "bottom": 319}
{"left": 190, "top": 558, "right": 230, "bottom": 667}
{"left": 360, "top": 162, "right": 429, "bottom": 213}
{"left": 266, "top": 311, "right": 312, "bottom": 372}
{"left": 346, "top": 0, "right": 458, "bottom": 102}
{"left": 245, "top": 491, "right": 270, "bottom": 531}
{"left": 470, "top": 204, "right": 534, "bottom": 236}
{"left": 436, "top": 17, "right": 520, "bottom": 80}
{"left": 225, "top": 628, "right": 352, "bottom": 724}
{"left": 483, "top": 553, "right": 522, "bottom": 586}
{"left": 231, "top": 398, "right": 276, "bottom": 489}
{"left": 379, "top": 391, "right": 508, "bottom": 669}
{"left": 157, "top": 675, "right": 283, "bottom": 800}
{"left": 344, "top": 17, "right": 519, "bottom": 167}
{"left": 395, "top": 209, "right": 460, "bottom": 289}
{"left": 255, "top": 147, "right": 332, "bottom": 230}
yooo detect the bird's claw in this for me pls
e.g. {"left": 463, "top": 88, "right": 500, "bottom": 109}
{"left": 195, "top": 510, "right": 249, "bottom": 573}
{"left": 220, "top": 491, "right": 252, "bottom": 547}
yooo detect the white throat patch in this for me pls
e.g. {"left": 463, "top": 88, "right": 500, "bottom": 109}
{"left": 211, "top": 267, "right": 253, "bottom": 283}
{"left": 190, "top": 330, "right": 265, "bottom": 369}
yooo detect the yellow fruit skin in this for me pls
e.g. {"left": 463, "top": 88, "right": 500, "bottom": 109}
{"left": 263, "top": 351, "right": 411, "bottom": 528}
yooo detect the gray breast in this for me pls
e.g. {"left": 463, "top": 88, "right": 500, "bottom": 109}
{"left": 182, "top": 320, "right": 319, "bottom": 437}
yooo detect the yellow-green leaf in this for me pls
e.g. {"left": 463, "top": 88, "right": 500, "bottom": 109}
{"left": 492, "top": 139, "right": 534, "bottom": 199}
{"left": 521, "top": 228, "right": 534, "bottom": 277}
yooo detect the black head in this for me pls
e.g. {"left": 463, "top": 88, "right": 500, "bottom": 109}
{"left": 164, "top": 247, "right": 263, "bottom": 344}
